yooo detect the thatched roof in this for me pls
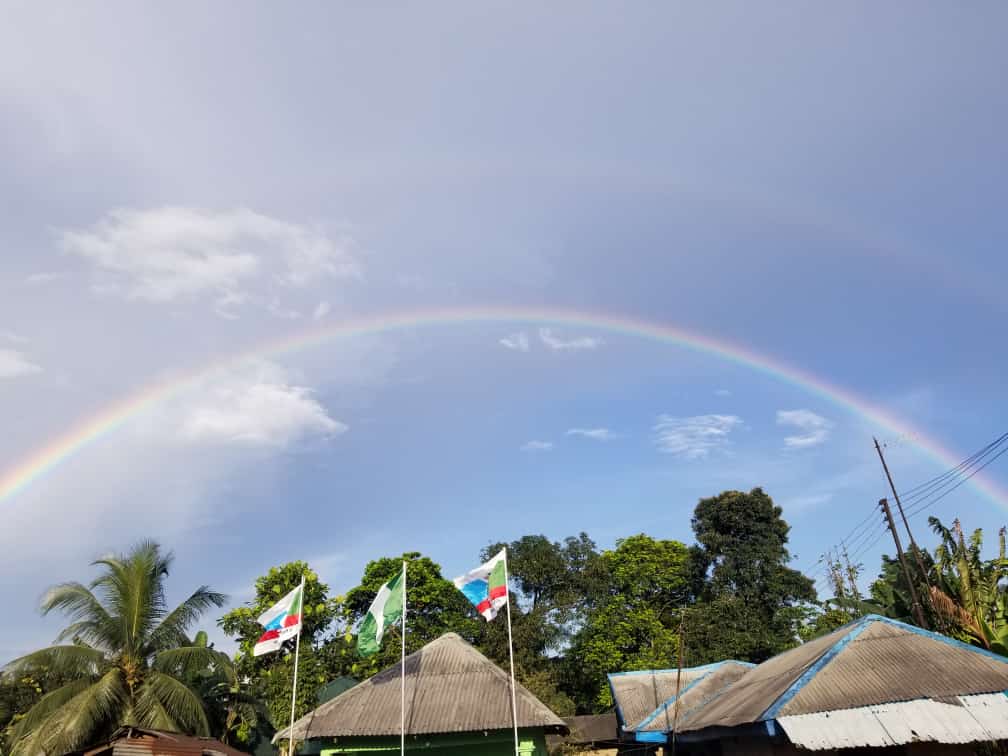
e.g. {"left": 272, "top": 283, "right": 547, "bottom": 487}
{"left": 275, "top": 633, "right": 567, "bottom": 741}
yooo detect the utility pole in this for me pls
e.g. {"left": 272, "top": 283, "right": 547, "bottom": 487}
{"left": 874, "top": 438, "right": 932, "bottom": 586}
{"left": 880, "top": 498, "right": 928, "bottom": 629}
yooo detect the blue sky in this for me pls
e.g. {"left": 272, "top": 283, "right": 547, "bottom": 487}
{"left": 2, "top": 2, "right": 1007, "bottom": 658}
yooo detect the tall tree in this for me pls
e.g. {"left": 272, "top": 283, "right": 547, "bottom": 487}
{"left": 4, "top": 541, "right": 225, "bottom": 756}
{"left": 342, "top": 553, "right": 479, "bottom": 680}
{"left": 219, "top": 562, "right": 340, "bottom": 733}
{"left": 688, "top": 489, "right": 815, "bottom": 663}
{"left": 565, "top": 534, "right": 691, "bottom": 711}
{"left": 477, "top": 534, "right": 604, "bottom": 716}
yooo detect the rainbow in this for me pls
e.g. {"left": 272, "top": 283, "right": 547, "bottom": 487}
{"left": 2, "top": 305, "right": 1005, "bottom": 507}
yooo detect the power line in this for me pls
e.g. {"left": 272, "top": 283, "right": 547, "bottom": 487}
{"left": 906, "top": 443, "right": 1008, "bottom": 518}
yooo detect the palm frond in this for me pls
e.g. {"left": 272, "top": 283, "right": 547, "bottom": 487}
{"left": 152, "top": 645, "right": 228, "bottom": 678}
{"left": 41, "top": 583, "right": 121, "bottom": 651}
{"left": 8, "top": 678, "right": 94, "bottom": 746}
{"left": 12, "top": 668, "right": 127, "bottom": 756}
{"left": 141, "top": 671, "right": 210, "bottom": 735}
{"left": 146, "top": 588, "right": 226, "bottom": 655}
{"left": 5, "top": 644, "right": 107, "bottom": 680}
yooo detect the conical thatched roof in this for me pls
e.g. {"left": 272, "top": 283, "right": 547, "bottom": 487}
{"left": 275, "top": 633, "right": 567, "bottom": 741}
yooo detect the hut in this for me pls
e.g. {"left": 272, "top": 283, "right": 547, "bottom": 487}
{"left": 616, "top": 615, "right": 1008, "bottom": 754}
{"left": 275, "top": 632, "right": 567, "bottom": 755}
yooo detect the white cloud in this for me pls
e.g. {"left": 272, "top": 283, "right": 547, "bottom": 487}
{"left": 776, "top": 409, "right": 833, "bottom": 448}
{"left": 1, "top": 331, "right": 28, "bottom": 344}
{"left": 313, "top": 300, "right": 331, "bottom": 320}
{"left": 714, "top": 388, "right": 732, "bottom": 397}
{"left": 24, "top": 271, "right": 66, "bottom": 285}
{"left": 172, "top": 364, "right": 346, "bottom": 447}
{"left": 0, "top": 348, "right": 42, "bottom": 378}
{"left": 538, "top": 328, "right": 601, "bottom": 351}
{"left": 499, "top": 332, "right": 530, "bottom": 352}
{"left": 653, "top": 414, "right": 742, "bottom": 458}
{"left": 520, "top": 440, "right": 553, "bottom": 452}
{"left": 60, "top": 207, "right": 361, "bottom": 308}
{"left": 567, "top": 428, "right": 616, "bottom": 441}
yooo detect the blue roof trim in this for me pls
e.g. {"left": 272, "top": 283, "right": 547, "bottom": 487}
{"left": 760, "top": 618, "right": 871, "bottom": 721}
{"left": 606, "top": 676, "right": 628, "bottom": 730}
{"left": 634, "top": 675, "right": 709, "bottom": 733}
{"left": 607, "top": 661, "right": 742, "bottom": 679}
{"left": 869, "top": 614, "right": 1008, "bottom": 664}
{"left": 634, "top": 731, "right": 668, "bottom": 744}
{"left": 634, "top": 661, "right": 757, "bottom": 735}
{"left": 760, "top": 613, "right": 1008, "bottom": 722}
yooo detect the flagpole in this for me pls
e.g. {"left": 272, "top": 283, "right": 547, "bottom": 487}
{"left": 288, "top": 575, "right": 306, "bottom": 756}
{"left": 503, "top": 550, "right": 520, "bottom": 756}
{"left": 401, "top": 560, "right": 407, "bottom": 756}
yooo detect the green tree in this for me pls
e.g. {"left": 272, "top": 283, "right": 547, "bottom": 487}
{"left": 343, "top": 553, "right": 479, "bottom": 680}
{"left": 688, "top": 489, "right": 816, "bottom": 663}
{"left": 4, "top": 541, "right": 225, "bottom": 756}
{"left": 565, "top": 535, "right": 691, "bottom": 711}
{"left": 218, "top": 562, "right": 340, "bottom": 734}
{"left": 476, "top": 535, "right": 605, "bottom": 717}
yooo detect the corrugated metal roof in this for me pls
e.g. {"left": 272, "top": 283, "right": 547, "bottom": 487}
{"left": 275, "top": 633, "right": 566, "bottom": 740}
{"left": 678, "top": 615, "right": 1008, "bottom": 735}
{"left": 778, "top": 693, "right": 1008, "bottom": 750}
{"left": 637, "top": 662, "right": 752, "bottom": 733}
{"left": 608, "top": 663, "right": 737, "bottom": 730}
{"left": 677, "top": 623, "right": 850, "bottom": 731}
{"left": 780, "top": 620, "right": 1008, "bottom": 715}
{"left": 82, "top": 728, "right": 249, "bottom": 756}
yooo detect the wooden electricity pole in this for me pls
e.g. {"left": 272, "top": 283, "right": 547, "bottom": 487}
{"left": 880, "top": 498, "right": 928, "bottom": 628}
{"left": 873, "top": 438, "right": 931, "bottom": 579}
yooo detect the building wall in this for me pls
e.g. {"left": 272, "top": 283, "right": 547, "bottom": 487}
{"left": 317, "top": 728, "right": 550, "bottom": 755}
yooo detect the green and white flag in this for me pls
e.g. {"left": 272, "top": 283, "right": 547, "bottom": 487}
{"left": 357, "top": 569, "right": 405, "bottom": 657}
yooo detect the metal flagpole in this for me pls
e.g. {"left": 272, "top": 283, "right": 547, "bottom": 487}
{"left": 288, "top": 575, "right": 306, "bottom": 756}
{"left": 401, "top": 560, "right": 407, "bottom": 756}
{"left": 503, "top": 550, "right": 520, "bottom": 756}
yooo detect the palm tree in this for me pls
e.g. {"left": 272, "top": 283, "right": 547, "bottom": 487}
{"left": 4, "top": 541, "right": 226, "bottom": 755}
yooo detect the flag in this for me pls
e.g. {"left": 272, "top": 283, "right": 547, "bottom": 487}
{"left": 357, "top": 570, "right": 405, "bottom": 657}
{"left": 453, "top": 548, "right": 508, "bottom": 621}
{"left": 254, "top": 582, "right": 304, "bottom": 657}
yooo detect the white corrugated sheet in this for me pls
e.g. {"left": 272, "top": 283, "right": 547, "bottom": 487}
{"left": 778, "top": 693, "right": 1008, "bottom": 750}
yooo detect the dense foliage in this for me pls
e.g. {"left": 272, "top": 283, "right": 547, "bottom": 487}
{"left": 12, "top": 486, "right": 1004, "bottom": 749}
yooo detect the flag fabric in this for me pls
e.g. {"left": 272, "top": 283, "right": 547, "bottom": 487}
{"left": 357, "top": 570, "right": 405, "bottom": 657}
{"left": 253, "top": 582, "right": 304, "bottom": 657}
{"left": 453, "top": 548, "right": 508, "bottom": 621}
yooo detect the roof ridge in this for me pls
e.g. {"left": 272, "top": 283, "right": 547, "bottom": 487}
{"left": 758, "top": 615, "right": 876, "bottom": 721}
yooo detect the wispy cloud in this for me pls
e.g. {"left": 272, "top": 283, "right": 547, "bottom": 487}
{"left": 776, "top": 409, "right": 833, "bottom": 448}
{"left": 0, "top": 348, "right": 42, "bottom": 379}
{"left": 538, "top": 328, "right": 601, "bottom": 351}
{"left": 24, "top": 271, "right": 67, "bottom": 285}
{"left": 567, "top": 428, "right": 616, "bottom": 442}
{"left": 313, "top": 300, "right": 331, "bottom": 321}
{"left": 653, "top": 414, "right": 742, "bottom": 458}
{"left": 714, "top": 388, "right": 732, "bottom": 397}
{"left": 60, "top": 207, "right": 360, "bottom": 311}
{"left": 499, "top": 332, "right": 530, "bottom": 352}
{"left": 520, "top": 440, "right": 553, "bottom": 452}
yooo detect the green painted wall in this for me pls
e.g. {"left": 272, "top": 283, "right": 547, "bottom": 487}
{"left": 316, "top": 728, "right": 550, "bottom": 755}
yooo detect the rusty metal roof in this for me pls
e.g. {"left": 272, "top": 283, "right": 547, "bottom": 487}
{"left": 82, "top": 728, "right": 249, "bottom": 756}
{"left": 608, "top": 663, "right": 738, "bottom": 731}
{"left": 637, "top": 661, "right": 753, "bottom": 733}
{"left": 275, "top": 633, "right": 566, "bottom": 741}
{"left": 679, "top": 615, "right": 1008, "bottom": 734}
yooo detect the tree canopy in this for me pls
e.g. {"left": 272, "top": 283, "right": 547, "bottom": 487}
{"left": 3, "top": 542, "right": 226, "bottom": 756}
